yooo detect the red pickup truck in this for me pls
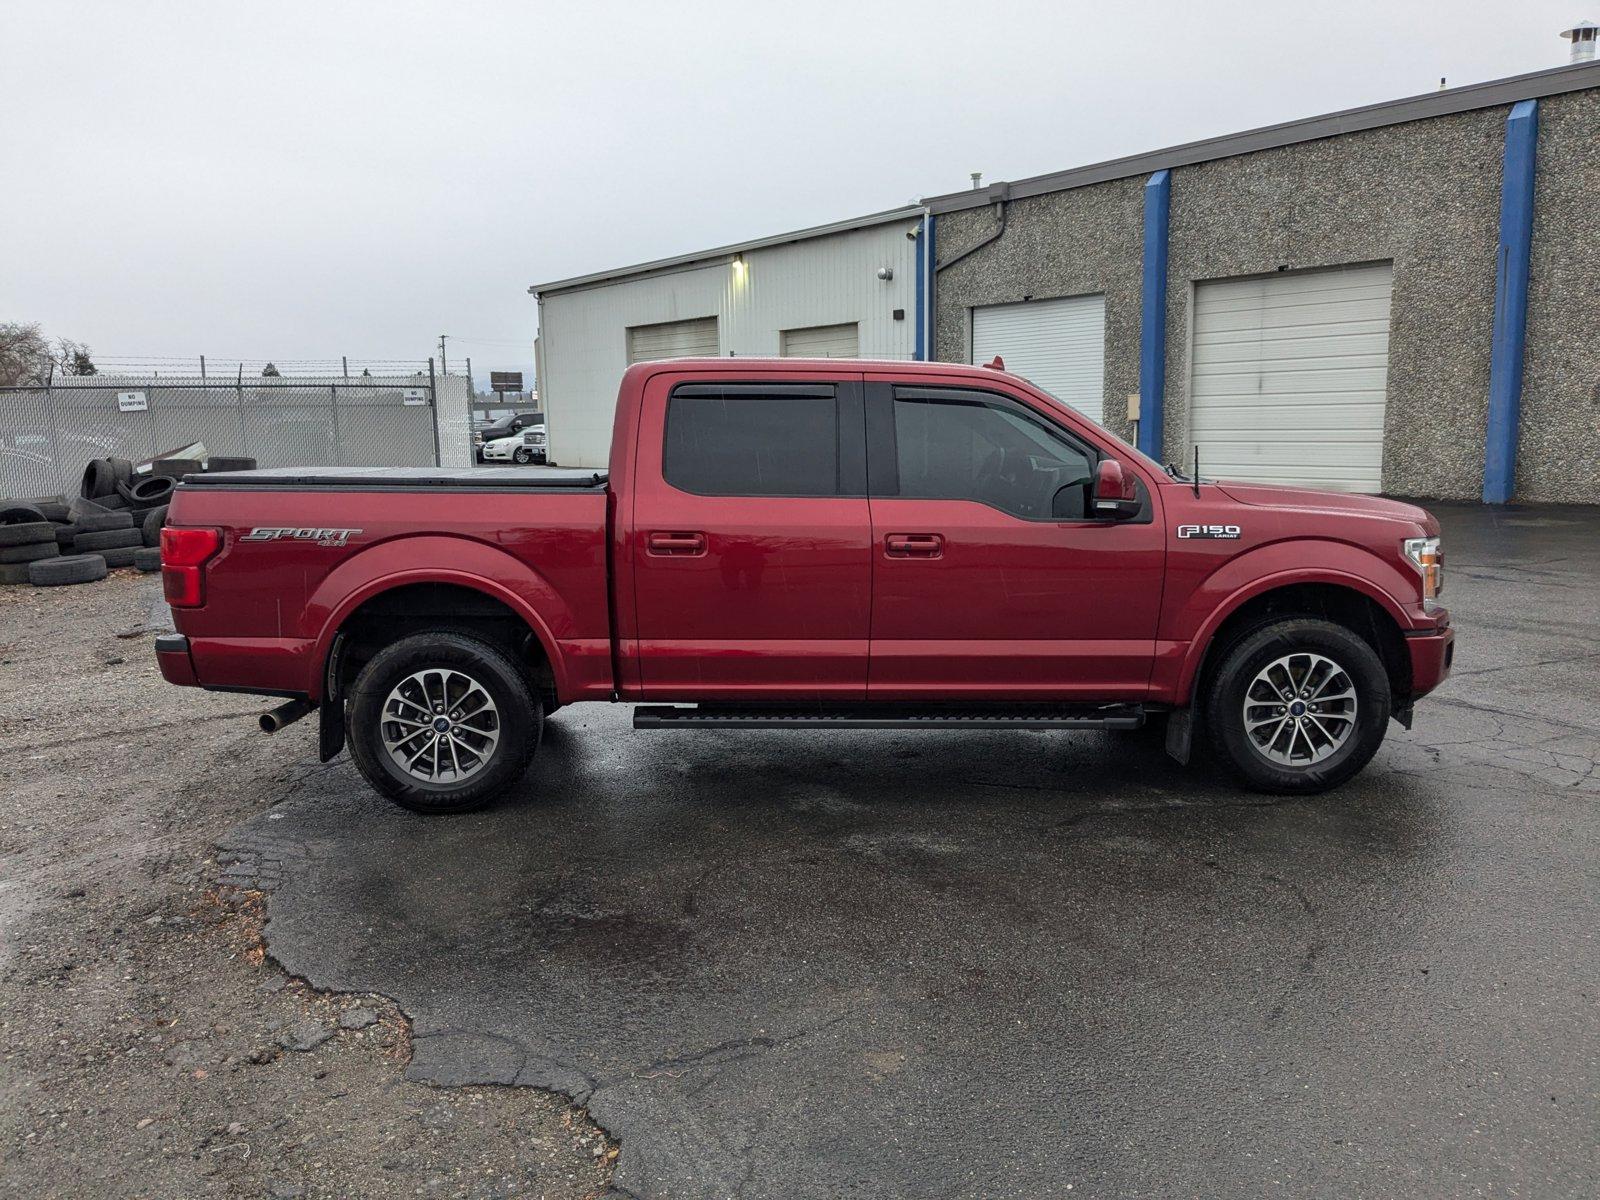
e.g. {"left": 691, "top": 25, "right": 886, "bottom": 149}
{"left": 156, "top": 358, "right": 1453, "bottom": 813}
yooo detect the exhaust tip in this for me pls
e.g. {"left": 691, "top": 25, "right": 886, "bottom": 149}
{"left": 260, "top": 698, "right": 312, "bottom": 734}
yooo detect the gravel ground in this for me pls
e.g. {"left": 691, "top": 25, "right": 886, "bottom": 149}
{"left": 0, "top": 572, "right": 614, "bottom": 1199}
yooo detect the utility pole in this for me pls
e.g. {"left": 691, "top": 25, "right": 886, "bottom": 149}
{"left": 437, "top": 334, "right": 449, "bottom": 375}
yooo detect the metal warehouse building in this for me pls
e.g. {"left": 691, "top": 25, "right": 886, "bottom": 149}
{"left": 929, "top": 60, "right": 1600, "bottom": 504}
{"left": 530, "top": 206, "right": 927, "bottom": 466}
{"left": 530, "top": 59, "right": 1598, "bottom": 502}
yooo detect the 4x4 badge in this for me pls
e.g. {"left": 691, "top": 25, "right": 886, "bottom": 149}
{"left": 1177, "top": 524, "right": 1241, "bottom": 539}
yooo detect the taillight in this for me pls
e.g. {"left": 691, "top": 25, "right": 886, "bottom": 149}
{"left": 161, "top": 526, "right": 223, "bottom": 607}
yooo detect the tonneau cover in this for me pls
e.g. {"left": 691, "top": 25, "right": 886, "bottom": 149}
{"left": 182, "top": 466, "right": 607, "bottom": 489}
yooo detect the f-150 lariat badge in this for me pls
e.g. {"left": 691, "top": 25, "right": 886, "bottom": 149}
{"left": 240, "top": 527, "right": 362, "bottom": 548}
{"left": 1176, "top": 524, "right": 1241, "bottom": 539}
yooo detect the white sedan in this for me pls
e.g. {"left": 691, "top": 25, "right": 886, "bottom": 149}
{"left": 481, "top": 425, "right": 547, "bottom": 465}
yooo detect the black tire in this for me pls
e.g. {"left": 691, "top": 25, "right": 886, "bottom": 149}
{"left": 134, "top": 546, "right": 163, "bottom": 572}
{"left": 0, "top": 503, "right": 45, "bottom": 525}
{"left": 206, "top": 456, "right": 257, "bottom": 472}
{"left": 29, "top": 554, "right": 108, "bottom": 586}
{"left": 120, "top": 475, "right": 176, "bottom": 506}
{"left": 73, "top": 509, "right": 134, "bottom": 533}
{"left": 81, "top": 458, "right": 116, "bottom": 499}
{"left": 142, "top": 505, "right": 168, "bottom": 547}
{"left": 55, "top": 524, "right": 80, "bottom": 545}
{"left": 151, "top": 458, "right": 202, "bottom": 479}
{"left": 1204, "top": 617, "right": 1391, "bottom": 795}
{"left": 73, "top": 527, "right": 143, "bottom": 552}
{"left": 95, "top": 492, "right": 130, "bottom": 510}
{"left": 34, "top": 500, "right": 70, "bottom": 523}
{"left": 109, "top": 457, "right": 134, "bottom": 489}
{"left": 101, "top": 545, "right": 140, "bottom": 568}
{"left": 0, "top": 541, "right": 60, "bottom": 565}
{"left": 0, "top": 521, "right": 56, "bottom": 547}
{"left": 512, "top": 446, "right": 534, "bottom": 464}
{"left": 0, "top": 562, "right": 31, "bottom": 585}
{"left": 346, "top": 632, "right": 540, "bottom": 814}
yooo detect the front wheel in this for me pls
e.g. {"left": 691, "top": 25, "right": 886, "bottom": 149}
{"left": 347, "top": 632, "right": 541, "bottom": 813}
{"left": 1204, "top": 618, "right": 1390, "bottom": 794}
{"left": 512, "top": 447, "right": 534, "bottom": 464}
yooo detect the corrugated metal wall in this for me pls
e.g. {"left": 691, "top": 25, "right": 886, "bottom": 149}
{"left": 539, "top": 218, "right": 921, "bottom": 467}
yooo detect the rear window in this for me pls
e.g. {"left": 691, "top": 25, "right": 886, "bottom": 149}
{"left": 664, "top": 390, "right": 839, "bottom": 496}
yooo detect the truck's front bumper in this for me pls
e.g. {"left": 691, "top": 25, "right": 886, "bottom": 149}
{"left": 1406, "top": 625, "right": 1455, "bottom": 699}
{"left": 155, "top": 632, "right": 199, "bottom": 687}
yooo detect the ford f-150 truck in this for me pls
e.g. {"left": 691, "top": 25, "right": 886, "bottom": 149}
{"left": 155, "top": 358, "right": 1453, "bottom": 813}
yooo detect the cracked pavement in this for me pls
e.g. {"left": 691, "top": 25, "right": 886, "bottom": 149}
{"left": 208, "top": 504, "right": 1599, "bottom": 1198}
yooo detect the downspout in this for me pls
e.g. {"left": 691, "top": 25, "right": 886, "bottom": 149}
{"left": 934, "top": 185, "right": 1009, "bottom": 275}
{"left": 1482, "top": 99, "right": 1538, "bottom": 504}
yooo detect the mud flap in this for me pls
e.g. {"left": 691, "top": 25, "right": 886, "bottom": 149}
{"left": 319, "top": 699, "right": 346, "bottom": 762}
{"left": 1393, "top": 702, "right": 1414, "bottom": 730}
{"left": 1164, "top": 709, "right": 1194, "bottom": 765}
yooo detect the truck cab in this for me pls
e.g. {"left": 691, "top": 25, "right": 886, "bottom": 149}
{"left": 157, "top": 358, "right": 1453, "bottom": 812}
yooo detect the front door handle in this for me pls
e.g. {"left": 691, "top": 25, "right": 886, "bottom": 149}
{"left": 884, "top": 533, "right": 943, "bottom": 558}
{"left": 647, "top": 531, "right": 707, "bottom": 556}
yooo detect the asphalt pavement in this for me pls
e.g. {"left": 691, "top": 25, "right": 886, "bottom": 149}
{"left": 220, "top": 504, "right": 1599, "bottom": 1198}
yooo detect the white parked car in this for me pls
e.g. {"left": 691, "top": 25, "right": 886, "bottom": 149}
{"left": 480, "top": 424, "right": 546, "bottom": 464}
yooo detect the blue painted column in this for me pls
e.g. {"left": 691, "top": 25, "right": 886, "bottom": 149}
{"left": 1482, "top": 100, "right": 1539, "bottom": 504}
{"left": 913, "top": 214, "right": 929, "bottom": 361}
{"left": 1138, "top": 170, "right": 1172, "bottom": 459}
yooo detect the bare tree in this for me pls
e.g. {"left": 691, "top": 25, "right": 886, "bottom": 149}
{"left": 0, "top": 322, "right": 55, "bottom": 386}
{"left": 55, "top": 338, "right": 97, "bottom": 376}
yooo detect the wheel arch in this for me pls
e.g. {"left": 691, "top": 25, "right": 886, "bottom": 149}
{"left": 306, "top": 539, "right": 570, "bottom": 703}
{"left": 1177, "top": 575, "right": 1412, "bottom": 709}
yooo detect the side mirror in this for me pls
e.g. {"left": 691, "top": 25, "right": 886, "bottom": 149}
{"left": 1092, "top": 459, "right": 1140, "bottom": 519}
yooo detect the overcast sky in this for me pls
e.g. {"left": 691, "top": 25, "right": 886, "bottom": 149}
{"left": 2, "top": 1, "right": 1584, "bottom": 389}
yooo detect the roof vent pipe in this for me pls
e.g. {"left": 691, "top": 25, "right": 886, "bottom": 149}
{"left": 970, "top": 172, "right": 983, "bottom": 190}
{"left": 1562, "top": 20, "right": 1598, "bottom": 62}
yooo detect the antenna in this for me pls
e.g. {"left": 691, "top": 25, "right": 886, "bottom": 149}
{"left": 1192, "top": 444, "right": 1201, "bottom": 498}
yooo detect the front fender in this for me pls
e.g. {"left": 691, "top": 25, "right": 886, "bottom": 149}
{"left": 304, "top": 535, "right": 571, "bottom": 702}
{"left": 1164, "top": 540, "right": 1421, "bottom": 705}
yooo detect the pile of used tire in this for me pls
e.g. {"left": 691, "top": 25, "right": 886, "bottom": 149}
{"left": 0, "top": 454, "right": 256, "bottom": 588}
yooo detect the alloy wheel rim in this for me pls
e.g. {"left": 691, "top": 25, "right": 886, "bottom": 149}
{"left": 1242, "top": 652, "right": 1357, "bottom": 767}
{"left": 380, "top": 668, "right": 500, "bottom": 784}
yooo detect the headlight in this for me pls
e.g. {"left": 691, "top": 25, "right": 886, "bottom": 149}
{"left": 1404, "top": 536, "right": 1443, "bottom": 604}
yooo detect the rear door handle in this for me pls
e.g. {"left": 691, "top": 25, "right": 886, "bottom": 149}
{"left": 884, "top": 533, "right": 943, "bottom": 558}
{"left": 647, "top": 531, "right": 707, "bottom": 556}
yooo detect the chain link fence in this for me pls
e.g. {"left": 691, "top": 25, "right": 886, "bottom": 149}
{"left": 0, "top": 373, "right": 452, "bottom": 499}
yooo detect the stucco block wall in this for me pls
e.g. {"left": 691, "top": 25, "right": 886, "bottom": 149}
{"left": 1161, "top": 107, "right": 1504, "bottom": 500}
{"left": 1519, "top": 89, "right": 1600, "bottom": 503}
{"left": 933, "top": 91, "right": 1600, "bottom": 502}
{"left": 934, "top": 179, "right": 1145, "bottom": 446}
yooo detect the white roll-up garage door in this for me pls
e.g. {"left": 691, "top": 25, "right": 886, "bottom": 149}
{"left": 780, "top": 322, "right": 860, "bottom": 358}
{"left": 971, "top": 294, "right": 1105, "bottom": 423}
{"left": 626, "top": 317, "right": 719, "bottom": 364}
{"left": 1190, "top": 263, "right": 1393, "bottom": 493}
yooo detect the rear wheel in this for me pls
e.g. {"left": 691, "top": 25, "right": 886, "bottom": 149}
{"left": 1204, "top": 618, "right": 1390, "bottom": 794}
{"left": 347, "top": 632, "right": 540, "bottom": 813}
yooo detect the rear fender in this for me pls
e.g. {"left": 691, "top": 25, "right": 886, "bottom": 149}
{"left": 305, "top": 535, "right": 570, "bottom": 701}
{"left": 1165, "top": 542, "right": 1417, "bottom": 706}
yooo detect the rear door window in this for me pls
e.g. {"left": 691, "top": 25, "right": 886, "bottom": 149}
{"left": 664, "top": 388, "right": 841, "bottom": 496}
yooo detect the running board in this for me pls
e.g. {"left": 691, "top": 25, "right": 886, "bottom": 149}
{"left": 633, "top": 704, "right": 1146, "bottom": 731}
